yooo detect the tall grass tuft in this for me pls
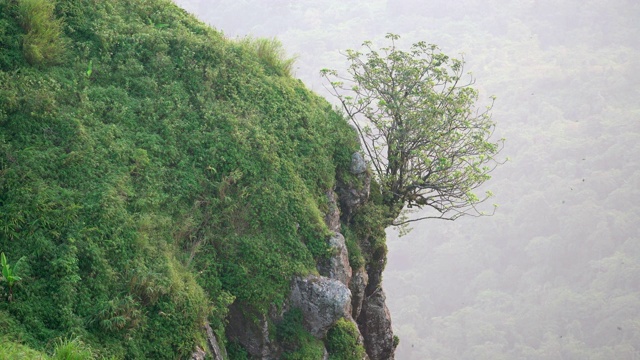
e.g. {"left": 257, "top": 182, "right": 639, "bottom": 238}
{"left": 51, "top": 338, "right": 94, "bottom": 360}
{"left": 16, "top": 0, "right": 66, "bottom": 66}
{"left": 238, "top": 36, "right": 297, "bottom": 77}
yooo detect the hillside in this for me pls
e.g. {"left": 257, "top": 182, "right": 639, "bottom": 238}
{"left": 0, "top": 0, "right": 393, "bottom": 359}
{"left": 171, "top": 0, "right": 640, "bottom": 359}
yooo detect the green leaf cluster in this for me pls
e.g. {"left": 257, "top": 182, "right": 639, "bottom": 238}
{"left": 325, "top": 318, "right": 366, "bottom": 360}
{"left": 1, "top": 252, "right": 25, "bottom": 294}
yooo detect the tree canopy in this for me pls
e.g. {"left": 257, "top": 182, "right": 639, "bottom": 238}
{"left": 322, "top": 34, "right": 504, "bottom": 225}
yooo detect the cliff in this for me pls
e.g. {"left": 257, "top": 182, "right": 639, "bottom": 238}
{"left": 0, "top": 0, "right": 396, "bottom": 358}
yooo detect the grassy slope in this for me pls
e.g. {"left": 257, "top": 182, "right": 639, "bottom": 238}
{"left": 0, "top": 0, "right": 358, "bottom": 358}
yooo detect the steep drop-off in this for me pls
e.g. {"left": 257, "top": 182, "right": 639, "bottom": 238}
{"left": 0, "top": 0, "right": 395, "bottom": 358}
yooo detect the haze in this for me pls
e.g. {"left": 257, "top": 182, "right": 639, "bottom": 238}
{"left": 173, "top": 1, "right": 640, "bottom": 358}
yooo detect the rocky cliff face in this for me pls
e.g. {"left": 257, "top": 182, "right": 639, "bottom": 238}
{"left": 221, "top": 152, "right": 396, "bottom": 360}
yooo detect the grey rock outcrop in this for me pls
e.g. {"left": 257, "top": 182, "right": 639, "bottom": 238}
{"left": 289, "top": 275, "right": 353, "bottom": 338}
{"left": 358, "top": 288, "right": 395, "bottom": 360}
{"left": 324, "top": 190, "right": 341, "bottom": 233}
{"left": 226, "top": 303, "right": 281, "bottom": 359}
{"left": 204, "top": 322, "right": 226, "bottom": 360}
{"left": 349, "top": 267, "right": 369, "bottom": 320}
{"left": 317, "top": 232, "right": 352, "bottom": 287}
{"left": 336, "top": 153, "right": 371, "bottom": 221}
{"left": 191, "top": 346, "right": 206, "bottom": 360}
{"left": 191, "top": 322, "right": 227, "bottom": 360}
{"left": 350, "top": 152, "right": 367, "bottom": 175}
{"left": 322, "top": 347, "right": 330, "bottom": 360}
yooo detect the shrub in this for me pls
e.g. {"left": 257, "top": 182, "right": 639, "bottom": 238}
{"left": 325, "top": 318, "right": 365, "bottom": 360}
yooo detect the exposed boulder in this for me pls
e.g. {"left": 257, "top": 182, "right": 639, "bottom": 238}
{"left": 358, "top": 288, "right": 395, "bottom": 360}
{"left": 289, "top": 275, "right": 353, "bottom": 338}
{"left": 350, "top": 152, "right": 367, "bottom": 175}
{"left": 336, "top": 159, "right": 371, "bottom": 221}
{"left": 317, "top": 232, "right": 352, "bottom": 287}
{"left": 324, "top": 189, "right": 341, "bottom": 233}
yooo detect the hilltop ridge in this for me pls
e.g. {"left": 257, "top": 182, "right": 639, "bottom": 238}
{"left": 0, "top": 0, "right": 395, "bottom": 358}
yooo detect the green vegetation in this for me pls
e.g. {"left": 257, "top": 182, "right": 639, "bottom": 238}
{"left": 322, "top": 33, "right": 504, "bottom": 226}
{"left": 49, "top": 338, "right": 95, "bottom": 360}
{"left": 117, "top": 0, "right": 640, "bottom": 358}
{"left": 1, "top": 252, "right": 25, "bottom": 302}
{"left": 0, "top": 338, "right": 47, "bottom": 360}
{"left": 226, "top": 342, "right": 249, "bottom": 360}
{"left": 325, "top": 318, "right": 365, "bottom": 360}
{"left": 15, "top": 0, "right": 66, "bottom": 66}
{"left": 0, "top": 0, "right": 360, "bottom": 358}
{"left": 276, "top": 308, "right": 325, "bottom": 359}
{"left": 0, "top": 337, "right": 95, "bottom": 360}
{"left": 237, "top": 36, "right": 298, "bottom": 77}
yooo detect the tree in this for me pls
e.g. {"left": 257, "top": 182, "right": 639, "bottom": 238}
{"left": 321, "top": 33, "right": 504, "bottom": 226}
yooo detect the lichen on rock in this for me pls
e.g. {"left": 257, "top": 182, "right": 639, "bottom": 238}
{"left": 289, "top": 275, "right": 353, "bottom": 338}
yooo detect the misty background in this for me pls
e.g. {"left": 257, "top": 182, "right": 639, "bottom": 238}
{"left": 172, "top": 1, "right": 640, "bottom": 358}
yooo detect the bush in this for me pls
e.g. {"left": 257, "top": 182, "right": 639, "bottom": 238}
{"left": 16, "top": 0, "right": 66, "bottom": 66}
{"left": 325, "top": 318, "right": 365, "bottom": 360}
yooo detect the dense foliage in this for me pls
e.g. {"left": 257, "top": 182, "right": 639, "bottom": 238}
{"left": 0, "top": 0, "right": 359, "bottom": 358}
{"left": 173, "top": 0, "right": 640, "bottom": 359}
{"left": 325, "top": 318, "right": 366, "bottom": 360}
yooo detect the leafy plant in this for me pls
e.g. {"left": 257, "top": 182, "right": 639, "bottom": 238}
{"left": 1, "top": 252, "right": 25, "bottom": 302}
{"left": 85, "top": 60, "right": 92, "bottom": 78}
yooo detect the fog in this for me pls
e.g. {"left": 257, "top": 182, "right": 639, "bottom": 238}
{"left": 173, "top": 1, "right": 640, "bottom": 358}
